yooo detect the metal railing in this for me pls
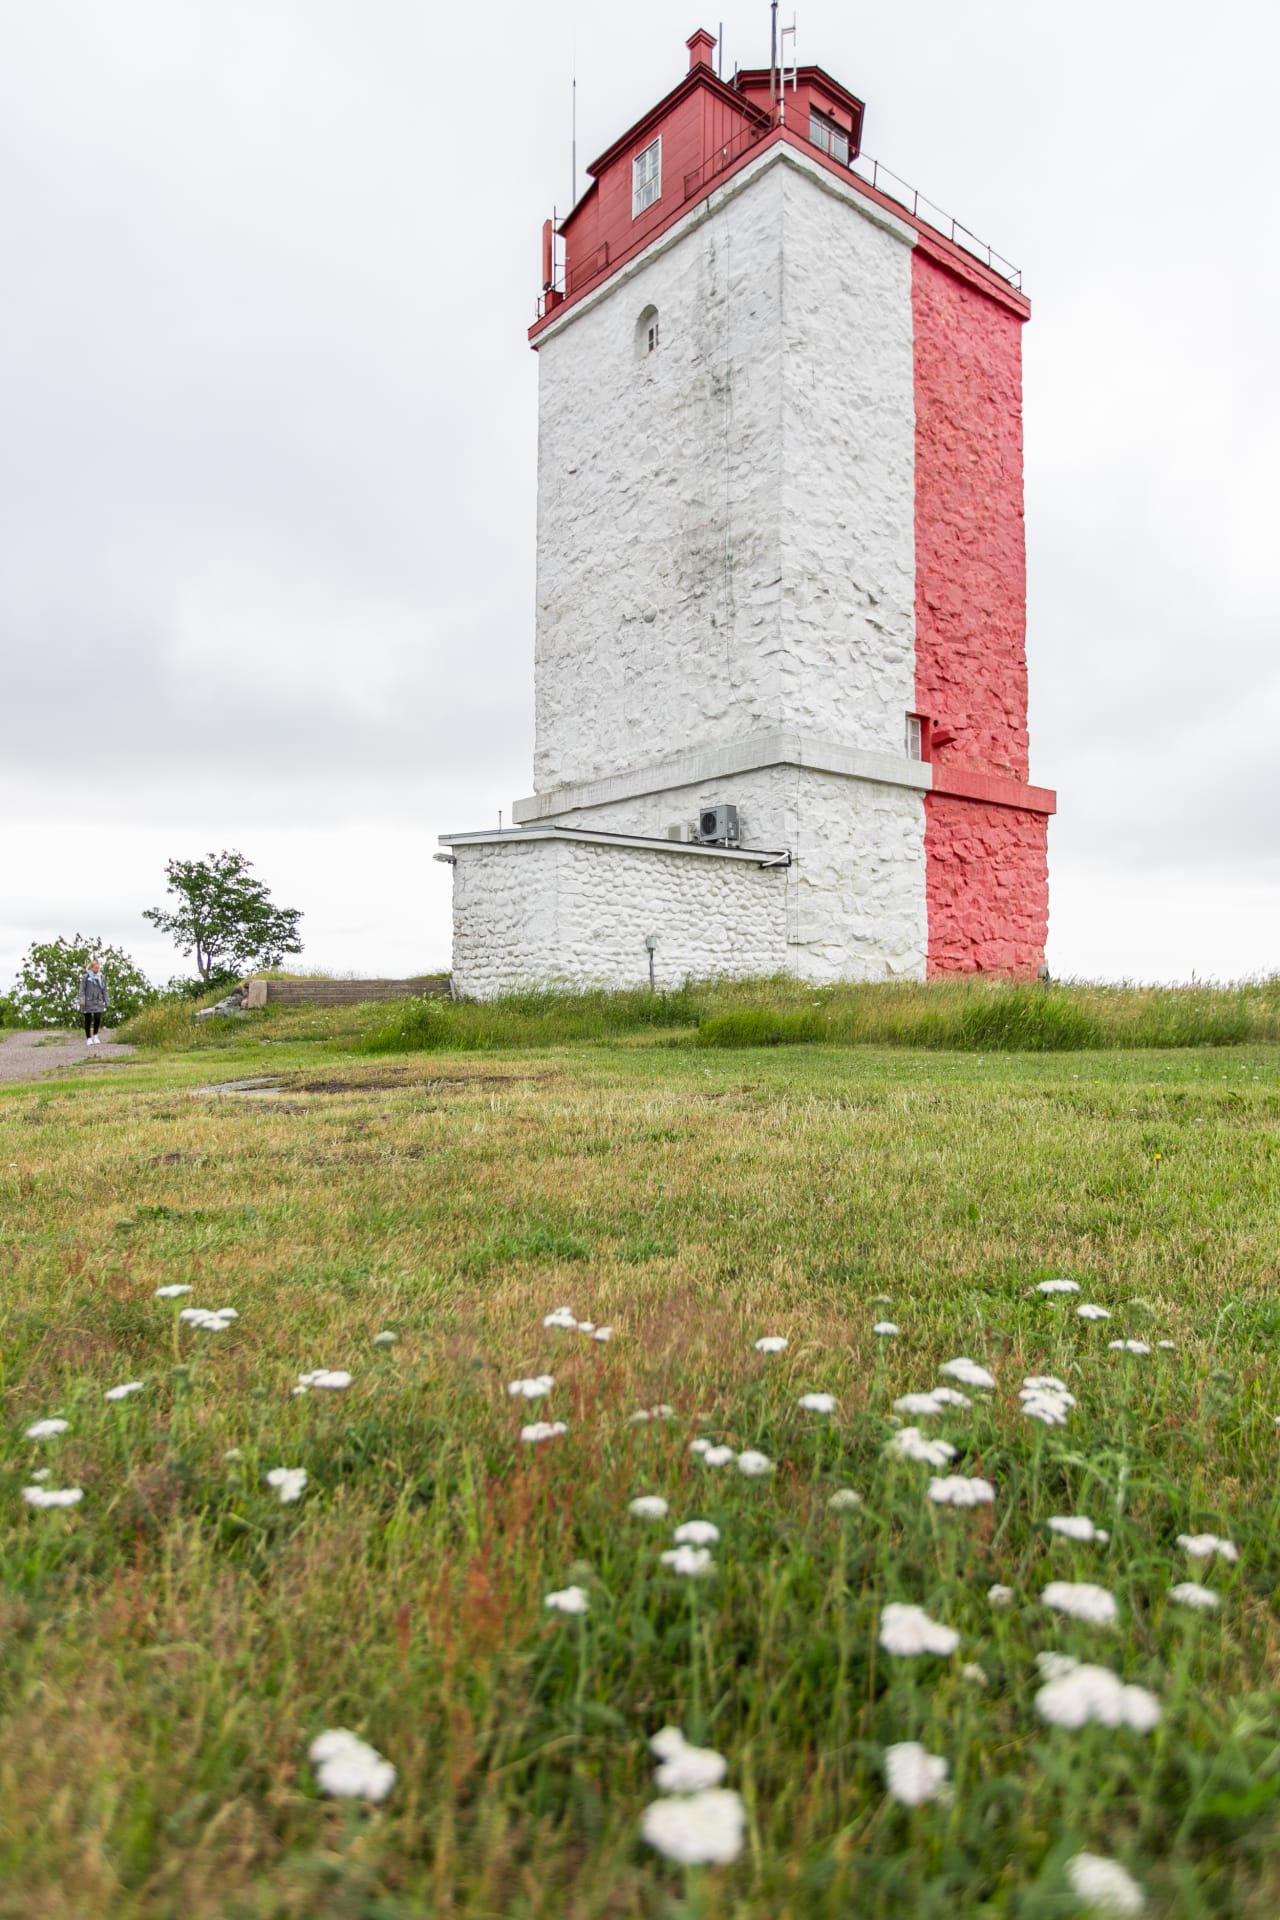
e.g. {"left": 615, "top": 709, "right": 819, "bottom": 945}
{"left": 847, "top": 151, "right": 1022, "bottom": 290}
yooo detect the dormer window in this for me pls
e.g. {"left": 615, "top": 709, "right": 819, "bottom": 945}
{"left": 632, "top": 137, "right": 662, "bottom": 217}
{"left": 809, "top": 109, "right": 850, "bottom": 168}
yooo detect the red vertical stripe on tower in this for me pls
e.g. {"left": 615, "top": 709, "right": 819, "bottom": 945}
{"left": 911, "top": 249, "right": 1049, "bottom": 975}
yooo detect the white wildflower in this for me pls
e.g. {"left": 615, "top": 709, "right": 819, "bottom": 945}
{"left": 308, "top": 1728, "right": 396, "bottom": 1803}
{"left": 265, "top": 1467, "right": 307, "bottom": 1504}
{"left": 1176, "top": 1532, "right": 1237, "bottom": 1562}
{"left": 689, "top": 1437, "right": 712, "bottom": 1455}
{"left": 930, "top": 1386, "right": 971, "bottom": 1407}
{"left": 754, "top": 1335, "right": 788, "bottom": 1353}
{"left": 660, "top": 1544, "right": 714, "bottom": 1577}
{"left": 649, "top": 1726, "right": 688, "bottom": 1762}
{"left": 827, "top": 1488, "right": 863, "bottom": 1512}
{"left": 885, "top": 1426, "right": 956, "bottom": 1467}
{"left": 988, "top": 1583, "right": 1015, "bottom": 1608}
{"left": 927, "top": 1474, "right": 995, "bottom": 1508}
{"left": 576, "top": 1321, "right": 595, "bottom": 1333}
{"left": 297, "top": 1369, "right": 351, "bottom": 1391}
{"left": 372, "top": 1330, "right": 397, "bottom": 1346}
{"left": 22, "top": 1485, "right": 83, "bottom": 1509}
{"left": 25, "top": 1418, "right": 69, "bottom": 1439}
{"left": 736, "top": 1449, "right": 774, "bottom": 1478}
{"left": 520, "top": 1420, "right": 567, "bottom": 1444}
{"left": 870, "top": 1293, "right": 892, "bottom": 1305}
{"left": 543, "top": 1307, "right": 578, "bottom": 1329}
{"left": 1021, "top": 1392, "right": 1071, "bottom": 1427}
{"left": 654, "top": 1741, "right": 728, "bottom": 1794}
{"left": 28, "top": 1468, "right": 49, "bottom": 1482}
{"left": 1042, "top": 1580, "right": 1118, "bottom": 1626}
{"left": 154, "top": 1283, "right": 192, "bottom": 1298}
{"left": 640, "top": 1787, "right": 745, "bottom": 1865}
{"left": 181, "top": 1307, "right": 237, "bottom": 1332}
{"left": 1065, "top": 1851, "right": 1146, "bottom": 1916}
{"left": 961, "top": 1662, "right": 988, "bottom": 1686}
{"left": 1037, "top": 1278, "right": 1080, "bottom": 1294}
{"left": 591, "top": 1326, "right": 613, "bottom": 1342}
{"left": 628, "top": 1404, "right": 674, "bottom": 1424}
{"left": 1157, "top": 1339, "right": 1177, "bottom": 1351}
{"left": 1108, "top": 1340, "right": 1151, "bottom": 1356}
{"left": 211, "top": 1307, "right": 239, "bottom": 1320}
{"left": 1077, "top": 1304, "right": 1111, "bottom": 1320}
{"left": 544, "top": 1585, "right": 589, "bottom": 1615}
{"left": 1047, "top": 1515, "right": 1110, "bottom": 1544}
{"left": 673, "top": 1520, "right": 719, "bottom": 1546}
{"left": 104, "top": 1381, "right": 145, "bottom": 1402}
{"left": 872, "top": 1322, "right": 899, "bottom": 1336}
{"left": 894, "top": 1392, "right": 948, "bottom": 1416}
{"left": 628, "top": 1495, "right": 670, "bottom": 1520}
{"left": 798, "top": 1392, "right": 836, "bottom": 1414}
{"left": 507, "top": 1374, "right": 555, "bottom": 1399}
{"left": 699, "top": 1444, "right": 735, "bottom": 1467}
{"left": 1169, "top": 1581, "right": 1219, "bottom": 1612}
{"left": 884, "top": 1741, "right": 948, "bottom": 1806}
{"left": 1021, "top": 1375, "right": 1073, "bottom": 1398}
{"left": 878, "top": 1602, "right": 960, "bottom": 1657}
{"left": 223, "top": 1448, "right": 244, "bottom": 1462}
{"left": 1034, "top": 1658, "right": 1160, "bottom": 1733}
{"left": 939, "top": 1357, "right": 996, "bottom": 1389}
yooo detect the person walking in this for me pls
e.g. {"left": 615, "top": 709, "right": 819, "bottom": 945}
{"left": 77, "top": 958, "right": 110, "bottom": 1045}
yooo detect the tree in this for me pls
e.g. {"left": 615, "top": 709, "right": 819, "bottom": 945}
{"left": 9, "top": 934, "right": 156, "bottom": 1029}
{"left": 143, "top": 850, "right": 304, "bottom": 982}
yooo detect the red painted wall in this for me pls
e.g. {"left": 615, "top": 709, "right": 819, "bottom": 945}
{"left": 912, "top": 250, "right": 1048, "bottom": 973}
{"left": 924, "top": 796, "right": 1049, "bottom": 976}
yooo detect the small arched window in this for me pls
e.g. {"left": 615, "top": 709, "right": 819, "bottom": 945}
{"left": 634, "top": 304, "right": 660, "bottom": 361}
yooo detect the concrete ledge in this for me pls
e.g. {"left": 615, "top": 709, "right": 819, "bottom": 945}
{"left": 512, "top": 731, "right": 930, "bottom": 824}
{"left": 439, "top": 824, "right": 791, "bottom": 866}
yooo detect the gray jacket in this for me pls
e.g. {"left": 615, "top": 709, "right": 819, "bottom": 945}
{"left": 77, "top": 970, "right": 109, "bottom": 1012}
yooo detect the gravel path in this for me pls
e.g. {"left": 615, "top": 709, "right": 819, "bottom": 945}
{"left": 0, "top": 1029, "right": 136, "bottom": 1083}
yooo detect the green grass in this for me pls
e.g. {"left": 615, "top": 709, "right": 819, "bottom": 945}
{"left": 115, "top": 973, "right": 1280, "bottom": 1058}
{"left": 2, "top": 1029, "right": 1278, "bottom": 1916}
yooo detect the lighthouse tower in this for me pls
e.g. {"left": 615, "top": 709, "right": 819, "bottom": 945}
{"left": 440, "top": 29, "right": 1055, "bottom": 995}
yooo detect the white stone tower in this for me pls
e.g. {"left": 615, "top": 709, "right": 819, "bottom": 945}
{"left": 440, "top": 29, "right": 1054, "bottom": 995}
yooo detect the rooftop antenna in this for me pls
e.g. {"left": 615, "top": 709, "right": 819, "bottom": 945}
{"left": 571, "top": 46, "right": 577, "bottom": 206}
{"left": 769, "top": 0, "right": 778, "bottom": 112}
{"left": 717, "top": 20, "right": 723, "bottom": 79}
{"left": 779, "top": 13, "right": 797, "bottom": 122}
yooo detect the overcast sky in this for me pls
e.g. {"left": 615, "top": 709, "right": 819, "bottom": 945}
{"left": 2, "top": 0, "right": 1277, "bottom": 989}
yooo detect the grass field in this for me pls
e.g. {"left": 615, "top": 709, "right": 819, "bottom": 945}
{"left": 2, "top": 1013, "right": 1278, "bottom": 1917}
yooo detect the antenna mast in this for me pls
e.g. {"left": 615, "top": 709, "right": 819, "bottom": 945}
{"left": 571, "top": 61, "right": 577, "bottom": 205}
{"left": 769, "top": 0, "right": 778, "bottom": 112}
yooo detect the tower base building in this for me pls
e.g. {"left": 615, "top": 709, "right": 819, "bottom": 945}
{"left": 441, "top": 31, "right": 1054, "bottom": 997}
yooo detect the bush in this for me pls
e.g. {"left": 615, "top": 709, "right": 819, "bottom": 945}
{"left": 8, "top": 934, "right": 156, "bottom": 1029}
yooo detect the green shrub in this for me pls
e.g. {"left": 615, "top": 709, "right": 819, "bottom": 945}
{"left": 8, "top": 933, "right": 156, "bottom": 1028}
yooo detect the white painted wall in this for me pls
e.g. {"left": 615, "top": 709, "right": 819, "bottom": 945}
{"left": 449, "top": 837, "right": 790, "bottom": 998}
{"left": 542, "top": 763, "right": 927, "bottom": 982}
{"left": 532, "top": 146, "right": 918, "bottom": 794}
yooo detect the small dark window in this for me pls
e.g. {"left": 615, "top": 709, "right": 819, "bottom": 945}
{"left": 634, "top": 304, "right": 660, "bottom": 361}
{"left": 810, "top": 109, "right": 850, "bottom": 168}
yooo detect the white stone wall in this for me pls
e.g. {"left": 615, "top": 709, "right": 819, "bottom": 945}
{"left": 533, "top": 161, "right": 787, "bottom": 792}
{"left": 450, "top": 838, "right": 790, "bottom": 999}
{"left": 542, "top": 764, "right": 927, "bottom": 983}
{"left": 532, "top": 145, "right": 918, "bottom": 794}
{"left": 777, "top": 161, "right": 918, "bottom": 752}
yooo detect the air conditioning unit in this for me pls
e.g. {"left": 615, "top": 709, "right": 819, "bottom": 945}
{"left": 696, "top": 803, "right": 740, "bottom": 847}
{"left": 666, "top": 820, "right": 697, "bottom": 843}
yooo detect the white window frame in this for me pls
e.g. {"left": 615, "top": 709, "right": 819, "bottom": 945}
{"left": 905, "top": 714, "right": 923, "bottom": 761}
{"left": 632, "top": 137, "right": 662, "bottom": 218}
{"left": 809, "top": 109, "right": 850, "bottom": 168}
